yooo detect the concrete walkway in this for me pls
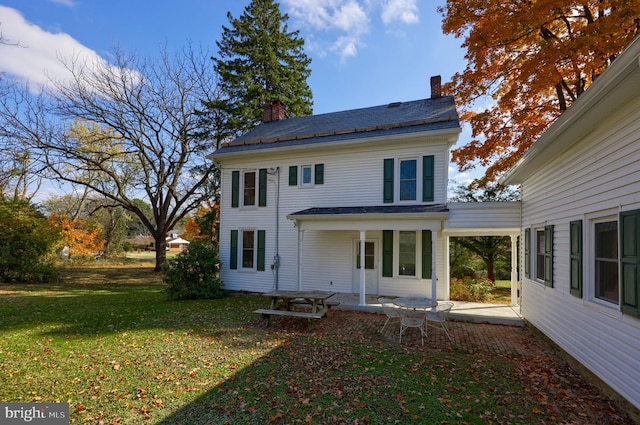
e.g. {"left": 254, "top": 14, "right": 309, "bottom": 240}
{"left": 329, "top": 293, "right": 524, "bottom": 326}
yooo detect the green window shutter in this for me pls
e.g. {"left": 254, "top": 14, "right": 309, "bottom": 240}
{"left": 524, "top": 228, "right": 530, "bottom": 278}
{"left": 422, "top": 155, "right": 434, "bottom": 202}
{"left": 570, "top": 220, "right": 583, "bottom": 297}
{"left": 289, "top": 166, "right": 298, "bottom": 186}
{"left": 383, "top": 159, "right": 394, "bottom": 203}
{"left": 231, "top": 171, "right": 239, "bottom": 208}
{"left": 257, "top": 230, "right": 266, "bottom": 271}
{"left": 315, "top": 163, "right": 324, "bottom": 185}
{"left": 258, "top": 169, "right": 267, "bottom": 207}
{"left": 620, "top": 210, "right": 640, "bottom": 318}
{"left": 382, "top": 230, "right": 393, "bottom": 277}
{"left": 230, "top": 230, "right": 238, "bottom": 270}
{"left": 421, "top": 230, "right": 432, "bottom": 279}
{"left": 544, "top": 225, "right": 554, "bottom": 287}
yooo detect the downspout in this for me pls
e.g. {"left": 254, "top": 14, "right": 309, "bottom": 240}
{"left": 274, "top": 167, "right": 280, "bottom": 289}
{"left": 268, "top": 167, "right": 281, "bottom": 290}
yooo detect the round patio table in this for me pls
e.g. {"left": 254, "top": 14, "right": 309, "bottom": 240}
{"left": 392, "top": 296, "right": 437, "bottom": 310}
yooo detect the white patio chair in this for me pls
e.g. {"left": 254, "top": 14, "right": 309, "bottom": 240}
{"left": 426, "top": 301, "right": 454, "bottom": 340}
{"left": 398, "top": 308, "right": 429, "bottom": 345}
{"left": 378, "top": 297, "right": 400, "bottom": 333}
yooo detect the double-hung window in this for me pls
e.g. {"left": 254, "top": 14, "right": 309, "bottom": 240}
{"left": 383, "top": 156, "right": 434, "bottom": 203}
{"left": 382, "top": 230, "right": 432, "bottom": 279}
{"left": 229, "top": 229, "right": 266, "bottom": 272}
{"left": 241, "top": 230, "right": 255, "bottom": 269}
{"left": 243, "top": 171, "right": 256, "bottom": 207}
{"left": 399, "top": 160, "right": 417, "bottom": 201}
{"left": 398, "top": 231, "right": 416, "bottom": 276}
{"left": 231, "top": 169, "right": 267, "bottom": 208}
{"left": 566, "top": 211, "right": 640, "bottom": 318}
{"left": 530, "top": 225, "right": 553, "bottom": 287}
{"left": 594, "top": 220, "right": 619, "bottom": 304}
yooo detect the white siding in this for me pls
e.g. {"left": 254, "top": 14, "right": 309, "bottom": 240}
{"left": 217, "top": 134, "right": 453, "bottom": 296}
{"left": 447, "top": 202, "right": 521, "bottom": 231}
{"left": 519, "top": 93, "right": 640, "bottom": 409}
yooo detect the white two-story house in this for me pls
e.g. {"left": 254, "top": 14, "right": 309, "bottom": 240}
{"left": 210, "top": 77, "right": 521, "bottom": 305}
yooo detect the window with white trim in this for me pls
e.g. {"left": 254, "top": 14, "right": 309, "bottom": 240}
{"left": 535, "top": 229, "right": 545, "bottom": 281}
{"left": 594, "top": 219, "right": 618, "bottom": 304}
{"left": 398, "top": 231, "right": 416, "bottom": 276}
{"left": 242, "top": 171, "right": 256, "bottom": 207}
{"left": 399, "top": 159, "right": 417, "bottom": 201}
{"left": 301, "top": 165, "right": 313, "bottom": 186}
{"left": 241, "top": 229, "right": 256, "bottom": 269}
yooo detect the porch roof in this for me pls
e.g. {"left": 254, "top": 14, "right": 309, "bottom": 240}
{"left": 288, "top": 204, "right": 448, "bottom": 218}
{"left": 287, "top": 204, "right": 449, "bottom": 231}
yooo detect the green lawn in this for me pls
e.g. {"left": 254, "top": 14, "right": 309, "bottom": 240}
{"left": 0, "top": 265, "right": 631, "bottom": 424}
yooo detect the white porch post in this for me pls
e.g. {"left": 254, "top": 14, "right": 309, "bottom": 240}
{"left": 359, "top": 230, "right": 366, "bottom": 306}
{"left": 510, "top": 234, "right": 518, "bottom": 306}
{"left": 297, "top": 229, "right": 305, "bottom": 291}
{"left": 431, "top": 231, "right": 437, "bottom": 300}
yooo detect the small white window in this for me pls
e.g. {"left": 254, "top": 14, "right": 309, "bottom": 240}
{"left": 301, "top": 165, "right": 313, "bottom": 186}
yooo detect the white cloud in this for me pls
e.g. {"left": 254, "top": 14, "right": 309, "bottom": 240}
{"left": 49, "top": 0, "right": 77, "bottom": 7}
{"left": 282, "top": 0, "right": 418, "bottom": 62}
{"left": 0, "top": 6, "right": 106, "bottom": 90}
{"left": 381, "top": 0, "right": 419, "bottom": 25}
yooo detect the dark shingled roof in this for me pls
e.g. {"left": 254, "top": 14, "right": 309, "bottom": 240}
{"left": 213, "top": 96, "right": 459, "bottom": 155}
{"left": 288, "top": 204, "right": 449, "bottom": 217}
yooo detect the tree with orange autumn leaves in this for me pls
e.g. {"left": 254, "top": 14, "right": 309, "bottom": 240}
{"left": 439, "top": 0, "right": 640, "bottom": 182}
{"left": 49, "top": 213, "right": 105, "bottom": 258}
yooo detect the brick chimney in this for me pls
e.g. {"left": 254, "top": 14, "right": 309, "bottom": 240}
{"left": 263, "top": 100, "right": 286, "bottom": 123}
{"left": 430, "top": 75, "right": 442, "bottom": 98}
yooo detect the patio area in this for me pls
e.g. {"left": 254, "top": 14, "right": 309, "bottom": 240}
{"left": 328, "top": 292, "right": 524, "bottom": 327}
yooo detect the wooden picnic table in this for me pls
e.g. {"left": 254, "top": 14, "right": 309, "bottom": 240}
{"left": 254, "top": 290, "right": 338, "bottom": 324}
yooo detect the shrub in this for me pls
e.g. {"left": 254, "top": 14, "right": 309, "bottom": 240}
{"left": 0, "top": 198, "right": 60, "bottom": 283}
{"left": 450, "top": 276, "right": 496, "bottom": 302}
{"left": 450, "top": 264, "right": 478, "bottom": 279}
{"left": 163, "top": 239, "right": 226, "bottom": 300}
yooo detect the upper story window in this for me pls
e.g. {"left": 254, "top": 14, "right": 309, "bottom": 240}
{"left": 231, "top": 169, "right": 267, "bottom": 208}
{"left": 243, "top": 171, "right": 256, "bottom": 206}
{"left": 383, "top": 156, "right": 434, "bottom": 204}
{"left": 289, "top": 164, "right": 324, "bottom": 187}
{"left": 301, "top": 165, "right": 313, "bottom": 186}
{"left": 399, "top": 159, "right": 417, "bottom": 201}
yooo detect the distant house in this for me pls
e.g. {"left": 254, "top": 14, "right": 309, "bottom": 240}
{"left": 166, "top": 237, "right": 190, "bottom": 252}
{"left": 209, "top": 76, "right": 520, "bottom": 305}
{"left": 501, "top": 36, "right": 640, "bottom": 410}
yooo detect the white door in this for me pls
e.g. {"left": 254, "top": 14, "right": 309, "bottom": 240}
{"left": 352, "top": 239, "right": 379, "bottom": 294}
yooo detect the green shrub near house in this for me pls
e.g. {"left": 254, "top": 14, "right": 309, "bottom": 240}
{"left": 163, "top": 238, "right": 225, "bottom": 300}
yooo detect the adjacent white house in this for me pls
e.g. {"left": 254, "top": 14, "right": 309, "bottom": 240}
{"left": 501, "top": 36, "right": 640, "bottom": 410}
{"left": 210, "top": 77, "right": 520, "bottom": 306}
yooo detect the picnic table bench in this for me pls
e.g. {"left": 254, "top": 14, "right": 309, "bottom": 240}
{"left": 254, "top": 290, "right": 338, "bottom": 325}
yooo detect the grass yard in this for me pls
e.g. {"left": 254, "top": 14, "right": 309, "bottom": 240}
{"left": 0, "top": 264, "right": 634, "bottom": 424}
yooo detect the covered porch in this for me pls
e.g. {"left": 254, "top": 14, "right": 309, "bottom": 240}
{"left": 286, "top": 201, "right": 522, "bottom": 309}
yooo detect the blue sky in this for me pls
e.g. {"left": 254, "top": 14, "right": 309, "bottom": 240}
{"left": 0, "top": 0, "right": 479, "bottom": 186}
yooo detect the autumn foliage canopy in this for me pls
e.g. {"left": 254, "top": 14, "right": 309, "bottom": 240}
{"left": 439, "top": 0, "right": 640, "bottom": 181}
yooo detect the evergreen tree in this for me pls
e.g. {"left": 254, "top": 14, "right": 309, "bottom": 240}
{"left": 212, "top": 0, "right": 313, "bottom": 135}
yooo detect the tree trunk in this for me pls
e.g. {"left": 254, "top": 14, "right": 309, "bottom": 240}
{"left": 154, "top": 235, "right": 167, "bottom": 272}
{"left": 486, "top": 260, "right": 495, "bottom": 282}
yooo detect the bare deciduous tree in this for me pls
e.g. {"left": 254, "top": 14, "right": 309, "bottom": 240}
{"left": 0, "top": 45, "right": 221, "bottom": 270}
